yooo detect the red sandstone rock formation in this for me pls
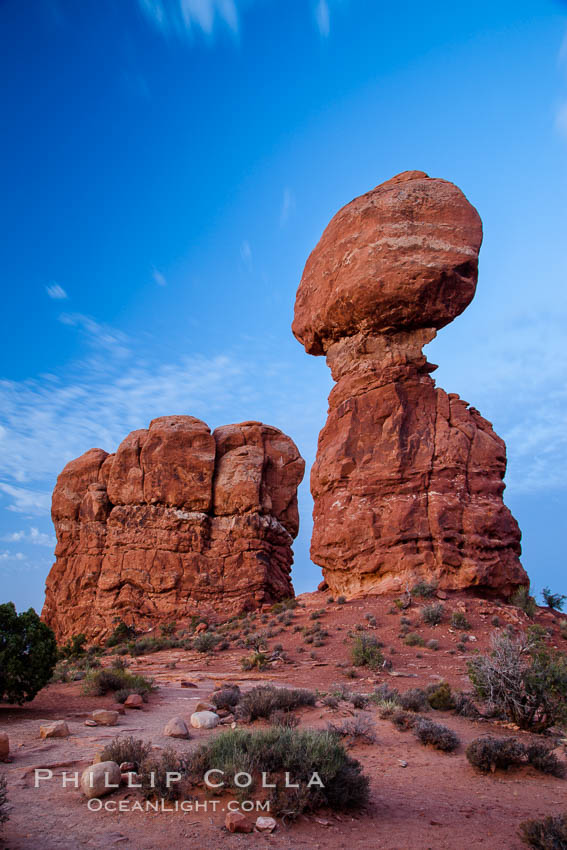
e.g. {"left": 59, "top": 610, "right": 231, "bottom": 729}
{"left": 293, "top": 170, "right": 527, "bottom": 598}
{"left": 43, "top": 417, "right": 304, "bottom": 642}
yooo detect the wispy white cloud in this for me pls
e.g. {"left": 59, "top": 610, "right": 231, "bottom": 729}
{"left": 46, "top": 283, "right": 68, "bottom": 300}
{"left": 138, "top": 0, "right": 239, "bottom": 39}
{"left": 240, "top": 240, "right": 252, "bottom": 266}
{"left": 3, "top": 527, "right": 55, "bottom": 546}
{"left": 314, "top": 0, "right": 330, "bottom": 37}
{"left": 0, "top": 483, "right": 51, "bottom": 515}
{"left": 153, "top": 268, "right": 167, "bottom": 287}
{"left": 59, "top": 313, "right": 131, "bottom": 357}
{"left": 0, "top": 551, "right": 25, "bottom": 562}
{"left": 280, "top": 187, "right": 295, "bottom": 227}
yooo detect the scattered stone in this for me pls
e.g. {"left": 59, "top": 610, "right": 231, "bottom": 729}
{"left": 91, "top": 709, "right": 119, "bottom": 726}
{"left": 180, "top": 681, "right": 198, "bottom": 689}
{"left": 195, "top": 701, "right": 215, "bottom": 712}
{"left": 109, "top": 703, "right": 126, "bottom": 715}
{"left": 255, "top": 816, "right": 277, "bottom": 833}
{"left": 164, "top": 716, "right": 190, "bottom": 739}
{"left": 225, "top": 811, "right": 253, "bottom": 833}
{"left": 398, "top": 760, "right": 408, "bottom": 768}
{"left": 40, "top": 721, "right": 70, "bottom": 739}
{"left": 84, "top": 719, "right": 97, "bottom": 727}
{"left": 195, "top": 622, "right": 208, "bottom": 634}
{"left": 80, "top": 761, "right": 121, "bottom": 799}
{"left": 0, "top": 732, "right": 9, "bottom": 761}
{"left": 190, "top": 711, "right": 220, "bottom": 730}
{"left": 124, "top": 694, "right": 143, "bottom": 709}
{"left": 119, "top": 762, "right": 135, "bottom": 772}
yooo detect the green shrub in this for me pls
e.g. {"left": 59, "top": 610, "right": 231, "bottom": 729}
{"left": 269, "top": 709, "right": 300, "bottom": 728}
{"left": 82, "top": 667, "right": 154, "bottom": 698}
{"left": 322, "top": 695, "right": 339, "bottom": 709}
{"left": 404, "top": 632, "right": 425, "bottom": 647}
{"left": 391, "top": 710, "right": 418, "bottom": 730}
{"left": 426, "top": 681, "right": 455, "bottom": 711}
{"left": 450, "top": 611, "right": 471, "bottom": 630}
{"left": 58, "top": 633, "right": 87, "bottom": 660}
{"left": 526, "top": 743, "right": 565, "bottom": 778}
{"left": 160, "top": 621, "right": 177, "bottom": 636}
{"left": 240, "top": 651, "right": 268, "bottom": 671}
{"left": 453, "top": 691, "right": 479, "bottom": 718}
{"left": 337, "top": 596, "right": 346, "bottom": 605}
{"left": 139, "top": 748, "right": 187, "bottom": 801}
{"left": 105, "top": 620, "right": 136, "bottom": 648}
{"left": 543, "top": 588, "right": 567, "bottom": 612}
{"left": 414, "top": 718, "right": 459, "bottom": 751}
{"left": 468, "top": 631, "right": 567, "bottom": 731}
{"left": 350, "top": 693, "right": 368, "bottom": 710}
{"left": 187, "top": 726, "right": 369, "bottom": 816}
{"left": 466, "top": 736, "right": 526, "bottom": 772}
{"left": 511, "top": 586, "right": 537, "bottom": 618}
{"left": 350, "top": 634, "right": 383, "bottom": 671}
{"left": 270, "top": 598, "right": 298, "bottom": 614}
{"left": 193, "top": 633, "right": 219, "bottom": 653}
{"left": 398, "top": 688, "right": 428, "bottom": 712}
{"left": 100, "top": 736, "right": 152, "bottom": 769}
{"left": 0, "top": 773, "right": 8, "bottom": 828}
{"left": 411, "top": 581, "right": 438, "bottom": 598}
{"left": 211, "top": 685, "right": 241, "bottom": 710}
{"left": 237, "top": 684, "right": 316, "bottom": 721}
{"left": 0, "top": 602, "right": 58, "bottom": 704}
{"left": 519, "top": 813, "right": 567, "bottom": 849}
{"left": 427, "top": 639, "right": 440, "bottom": 651}
{"left": 421, "top": 603, "right": 444, "bottom": 625}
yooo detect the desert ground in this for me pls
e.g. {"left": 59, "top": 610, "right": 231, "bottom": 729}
{"left": 1, "top": 590, "right": 566, "bottom": 850}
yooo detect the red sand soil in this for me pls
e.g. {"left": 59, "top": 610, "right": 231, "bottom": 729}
{"left": 1, "top": 590, "right": 566, "bottom": 849}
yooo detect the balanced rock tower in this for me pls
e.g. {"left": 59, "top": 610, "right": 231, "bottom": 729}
{"left": 293, "top": 170, "right": 527, "bottom": 598}
{"left": 43, "top": 416, "right": 304, "bottom": 642}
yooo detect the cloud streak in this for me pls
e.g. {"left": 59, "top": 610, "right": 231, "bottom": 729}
{"left": 138, "top": 0, "right": 239, "bottom": 39}
{"left": 315, "top": 0, "right": 330, "bottom": 37}
{"left": 46, "top": 283, "right": 68, "bottom": 300}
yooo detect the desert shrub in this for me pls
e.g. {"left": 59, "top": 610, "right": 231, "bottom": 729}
{"left": 240, "top": 652, "right": 268, "bottom": 671}
{"left": 139, "top": 748, "right": 187, "bottom": 801}
{"left": 422, "top": 603, "right": 444, "bottom": 625}
{"left": 453, "top": 691, "right": 479, "bottom": 718}
{"left": 82, "top": 668, "right": 154, "bottom": 698}
{"left": 468, "top": 631, "right": 567, "bottom": 731}
{"left": 160, "top": 621, "right": 177, "bottom": 636}
{"left": 269, "top": 709, "right": 300, "bottom": 728}
{"left": 350, "top": 634, "right": 383, "bottom": 671}
{"left": 187, "top": 726, "right": 369, "bottom": 816}
{"left": 310, "top": 609, "right": 324, "bottom": 621}
{"left": 426, "top": 681, "right": 455, "bottom": 711}
{"left": 244, "top": 631, "right": 269, "bottom": 652}
{"left": 346, "top": 668, "right": 359, "bottom": 679}
{"left": 466, "top": 736, "right": 526, "bottom": 772}
{"left": 492, "top": 616, "right": 502, "bottom": 628}
{"left": 0, "top": 773, "right": 8, "bottom": 828}
{"left": 211, "top": 685, "right": 241, "bottom": 710}
{"left": 270, "top": 598, "right": 298, "bottom": 614}
{"left": 526, "top": 743, "right": 565, "bottom": 778}
{"left": 0, "top": 602, "right": 58, "bottom": 704}
{"left": 100, "top": 736, "right": 152, "bottom": 769}
{"left": 350, "top": 693, "right": 368, "bottom": 709}
{"left": 58, "top": 633, "right": 87, "bottom": 660}
{"left": 398, "top": 688, "right": 428, "bottom": 712}
{"left": 414, "top": 718, "right": 460, "bottom": 751}
{"left": 404, "top": 632, "right": 425, "bottom": 647}
{"left": 519, "top": 813, "right": 567, "bottom": 849}
{"left": 411, "top": 580, "right": 438, "bottom": 598}
{"left": 511, "top": 586, "right": 537, "bottom": 618}
{"left": 451, "top": 611, "right": 471, "bottom": 630}
{"left": 337, "top": 596, "right": 346, "bottom": 605}
{"left": 237, "top": 685, "right": 316, "bottom": 721}
{"left": 427, "top": 639, "right": 440, "bottom": 651}
{"left": 391, "top": 710, "right": 418, "bottom": 731}
{"left": 328, "top": 714, "right": 376, "bottom": 744}
{"left": 372, "top": 683, "right": 400, "bottom": 703}
{"left": 192, "top": 633, "right": 219, "bottom": 653}
{"left": 364, "top": 613, "right": 377, "bottom": 627}
{"left": 543, "top": 588, "right": 567, "bottom": 612}
{"left": 322, "top": 695, "right": 339, "bottom": 709}
{"left": 105, "top": 620, "right": 136, "bottom": 648}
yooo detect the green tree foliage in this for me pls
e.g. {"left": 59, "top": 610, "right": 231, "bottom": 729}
{"left": 0, "top": 602, "right": 58, "bottom": 704}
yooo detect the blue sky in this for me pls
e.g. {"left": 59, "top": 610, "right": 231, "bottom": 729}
{"left": 1, "top": 0, "right": 566, "bottom": 613}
